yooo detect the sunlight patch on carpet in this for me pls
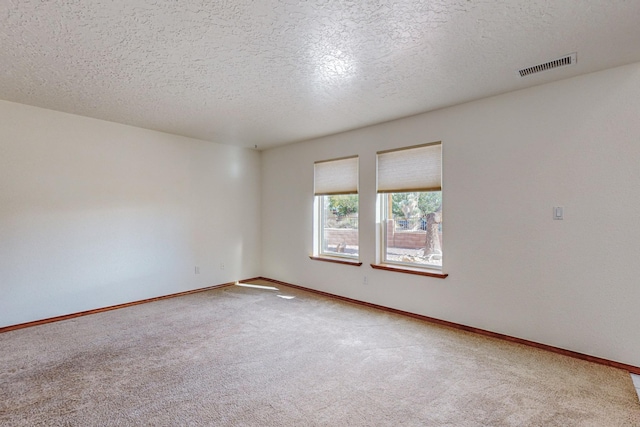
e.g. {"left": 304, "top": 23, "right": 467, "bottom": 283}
{"left": 235, "top": 282, "right": 279, "bottom": 291}
{"left": 632, "top": 374, "right": 640, "bottom": 402}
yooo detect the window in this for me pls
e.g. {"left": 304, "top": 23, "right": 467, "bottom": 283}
{"left": 377, "top": 142, "right": 442, "bottom": 270}
{"left": 313, "top": 156, "right": 359, "bottom": 260}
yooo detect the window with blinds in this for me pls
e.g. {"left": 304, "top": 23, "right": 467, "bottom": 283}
{"left": 313, "top": 156, "right": 359, "bottom": 260}
{"left": 377, "top": 142, "right": 442, "bottom": 269}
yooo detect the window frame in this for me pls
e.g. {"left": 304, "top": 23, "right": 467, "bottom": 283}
{"left": 315, "top": 194, "right": 360, "bottom": 261}
{"left": 312, "top": 156, "right": 361, "bottom": 265}
{"left": 379, "top": 191, "right": 443, "bottom": 270}
{"left": 375, "top": 142, "right": 444, "bottom": 275}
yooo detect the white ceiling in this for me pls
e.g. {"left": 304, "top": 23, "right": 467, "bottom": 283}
{"left": 1, "top": 1, "right": 640, "bottom": 150}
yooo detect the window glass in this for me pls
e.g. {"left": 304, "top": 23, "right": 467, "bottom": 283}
{"left": 381, "top": 191, "right": 441, "bottom": 268}
{"left": 319, "top": 194, "right": 359, "bottom": 258}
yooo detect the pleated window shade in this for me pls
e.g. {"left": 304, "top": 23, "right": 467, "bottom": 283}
{"left": 314, "top": 156, "right": 359, "bottom": 196}
{"left": 377, "top": 142, "right": 442, "bottom": 193}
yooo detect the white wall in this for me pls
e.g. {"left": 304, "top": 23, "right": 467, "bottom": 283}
{"left": 0, "top": 100, "right": 261, "bottom": 327}
{"left": 261, "top": 62, "right": 640, "bottom": 367}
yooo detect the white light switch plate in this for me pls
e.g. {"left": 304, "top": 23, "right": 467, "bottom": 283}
{"left": 553, "top": 206, "right": 564, "bottom": 220}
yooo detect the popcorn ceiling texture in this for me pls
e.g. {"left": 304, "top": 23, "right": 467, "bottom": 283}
{"left": 1, "top": 0, "right": 640, "bottom": 148}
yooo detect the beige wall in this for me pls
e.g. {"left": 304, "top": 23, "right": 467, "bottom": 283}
{"left": 2, "top": 62, "right": 639, "bottom": 368}
{"left": 261, "top": 62, "right": 640, "bottom": 367}
{"left": 0, "top": 100, "right": 262, "bottom": 327}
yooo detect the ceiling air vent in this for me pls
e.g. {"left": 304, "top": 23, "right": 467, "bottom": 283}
{"left": 518, "top": 53, "right": 577, "bottom": 77}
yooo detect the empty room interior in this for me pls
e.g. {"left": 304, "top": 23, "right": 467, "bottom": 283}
{"left": 2, "top": 1, "right": 640, "bottom": 425}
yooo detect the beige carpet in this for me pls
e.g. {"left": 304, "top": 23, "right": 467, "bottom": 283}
{"left": 1, "top": 279, "right": 639, "bottom": 426}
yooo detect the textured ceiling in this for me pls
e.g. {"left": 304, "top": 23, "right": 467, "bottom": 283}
{"left": 1, "top": 0, "right": 640, "bottom": 149}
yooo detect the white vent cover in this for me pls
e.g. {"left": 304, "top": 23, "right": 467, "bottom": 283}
{"left": 518, "top": 53, "right": 577, "bottom": 77}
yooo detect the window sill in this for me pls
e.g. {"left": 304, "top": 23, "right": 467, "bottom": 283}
{"left": 309, "top": 256, "right": 363, "bottom": 267}
{"left": 370, "top": 263, "right": 448, "bottom": 278}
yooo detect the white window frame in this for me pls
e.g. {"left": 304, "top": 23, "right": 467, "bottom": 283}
{"left": 312, "top": 156, "right": 359, "bottom": 262}
{"left": 379, "top": 191, "right": 442, "bottom": 270}
{"left": 376, "top": 142, "right": 443, "bottom": 272}
{"left": 315, "top": 194, "right": 359, "bottom": 260}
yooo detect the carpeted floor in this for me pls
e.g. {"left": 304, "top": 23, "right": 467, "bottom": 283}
{"left": 1, "top": 279, "right": 639, "bottom": 426}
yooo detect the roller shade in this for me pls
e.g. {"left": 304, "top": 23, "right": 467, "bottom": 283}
{"left": 314, "top": 156, "right": 358, "bottom": 196}
{"left": 377, "top": 142, "right": 441, "bottom": 193}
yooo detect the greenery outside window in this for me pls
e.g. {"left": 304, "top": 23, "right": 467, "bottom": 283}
{"left": 381, "top": 191, "right": 442, "bottom": 268}
{"left": 314, "top": 156, "right": 359, "bottom": 260}
{"left": 377, "top": 142, "right": 442, "bottom": 270}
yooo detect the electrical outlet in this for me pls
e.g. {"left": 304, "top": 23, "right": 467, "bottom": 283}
{"left": 363, "top": 276, "right": 368, "bottom": 285}
{"left": 195, "top": 266, "right": 200, "bottom": 274}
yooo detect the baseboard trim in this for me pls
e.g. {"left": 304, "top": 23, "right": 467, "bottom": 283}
{"left": 0, "top": 282, "right": 235, "bottom": 334}
{"left": 252, "top": 276, "right": 640, "bottom": 375}
{"left": 6, "top": 276, "right": 639, "bottom": 375}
